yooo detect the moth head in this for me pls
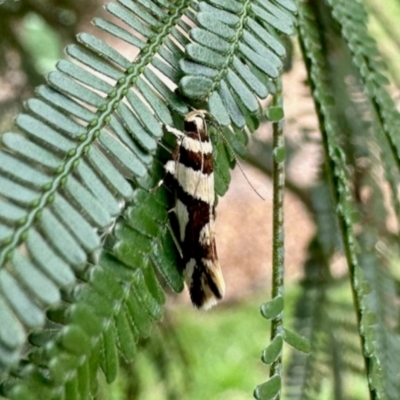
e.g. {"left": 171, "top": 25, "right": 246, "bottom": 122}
{"left": 184, "top": 110, "right": 208, "bottom": 134}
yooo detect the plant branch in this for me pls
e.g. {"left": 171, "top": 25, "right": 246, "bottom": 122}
{"left": 269, "top": 78, "right": 285, "bottom": 389}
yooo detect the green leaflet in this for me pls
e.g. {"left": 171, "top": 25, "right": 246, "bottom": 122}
{"left": 226, "top": 69, "right": 259, "bottom": 112}
{"left": 40, "top": 208, "right": 87, "bottom": 267}
{"left": 283, "top": 329, "right": 311, "bottom": 354}
{"left": 209, "top": 92, "right": 231, "bottom": 126}
{"left": 51, "top": 194, "right": 101, "bottom": 252}
{"left": 27, "top": 229, "right": 76, "bottom": 287}
{"left": 190, "top": 28, "right": 231, "bottom": 54}
{"left": 67, "top": 42, "right": 125, "bottom": 80}
{"left": 57, "top": 60, "right": 114, "bottom": 94}
{"left": 48, "top": 71, "right": 104, "bottom": 108}
{"left": 213, "top": 137, "right": 232, "bottom": 196}
{"left": 180, "top": 59, "right": 218, "bottom": 78}
{"left": 273, "top": 146, "right": 286, "bottom": 164}
{"left": 114, "top": 307, "right": 138, "bottom": 361}
{"left": 207, "top": 0, "right": 243, "bottom": 13}
{"left": 254, "top": 375, "right": 281, "bottom": 400}
{"left": 100, "top": 323, "right": 119, "bottom": 384}
{"left": 0, "top": 296, "right": 25, "bottom": 372}
{"left": 11, "top": 251, "right": 60, "bottom": 307}
{"left": 179, "top": 75, "right": 214, "bottom": 99}
{"left": 125, "top": 289, "right": 153, "bottom": 338}
{"left": 261, "top": 335, "right": 283, "bottom": 364}
{"left": 75, "top": 159, "right": 121, "bottom": 216}
{"left": 60, "top": 326, "right": 91, "bottom": 356}
{"left": 187, "top": 43, "right": 227, "bottom": 69}
{"left": 197, "top": 12, "right": 236, "bottom": 40}
{"left": 69, "top": 304, "right": 103, "bottom": 339}
{"left": 151, "top": 231, "right": 184, "bottom": 293}
{"left": 218, "top": 80, "right": 246, "bottom": 128}
{"left": 0, "top": 152, "right": 51, "bottom": 188}
{"left": 0, "top": 269, "right": 44, "bottom": 328}
{"left": 233, "top": 56, "right": 269, "bottom": 99}
{"left": 260, "top": 296, "right": 284, "bottom": 320}
{"left": 2, "top": 131, "right": 61, "bottom": 170}
{"left": 266, "top": 106, "right": 285, "bottom": 122}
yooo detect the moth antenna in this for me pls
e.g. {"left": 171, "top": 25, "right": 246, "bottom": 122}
{"left": 232, "top": 151, "right": 266, "bottom": 201}
{"left": 209, "top": 121, "right": 265, "bottom": 201}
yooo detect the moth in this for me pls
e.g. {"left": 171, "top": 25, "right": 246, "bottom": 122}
{"left": 165, "top": 110, "right": 225, "bottom": 310}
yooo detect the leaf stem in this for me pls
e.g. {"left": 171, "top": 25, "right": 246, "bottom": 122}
{"left": 270, "top": 78, "right": 285, "bottom": 386}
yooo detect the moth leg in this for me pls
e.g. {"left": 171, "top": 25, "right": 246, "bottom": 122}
{"left": 194, "top": 130, "right": 205, "bottom": 197}
{"left": 165, "top": 124, "right": 185, "bottom": 139}
{"left": 149, "top": 156, "right": 178, "bottom": 194}
{"left": 150, "top": 179, "right": 164, "bottom": 192}
{"left": 167, "top": 222, "right": 183, "bottom": 259}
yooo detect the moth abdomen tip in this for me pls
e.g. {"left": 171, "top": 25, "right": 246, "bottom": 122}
{"left": 187, "top": 258, "right": 225, "bottom": 310}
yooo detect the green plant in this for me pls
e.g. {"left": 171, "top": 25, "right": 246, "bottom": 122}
{"left": 0, "top": 0, "right": 400, "bottom": 399}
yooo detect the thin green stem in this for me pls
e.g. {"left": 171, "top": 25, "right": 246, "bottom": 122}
{"left": 270, "top": 79, "right": 285, "bottom": 386}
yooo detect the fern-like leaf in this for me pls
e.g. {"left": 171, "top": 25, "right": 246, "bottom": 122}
{"left": 298, "top": 2, "right": 388, "bottom": 397}
{"left": 0, "top": 0, "right": 297, "bottom": 397}
{"left": 179, "top": 0, "right": 296, "bottom": 127}
{"left": 0, "top": 0, "right": 193, "bottom": 386}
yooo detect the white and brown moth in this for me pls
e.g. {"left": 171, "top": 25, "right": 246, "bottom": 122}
{"left": 165, "top": 110, "right": 225, "bottom": 310}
